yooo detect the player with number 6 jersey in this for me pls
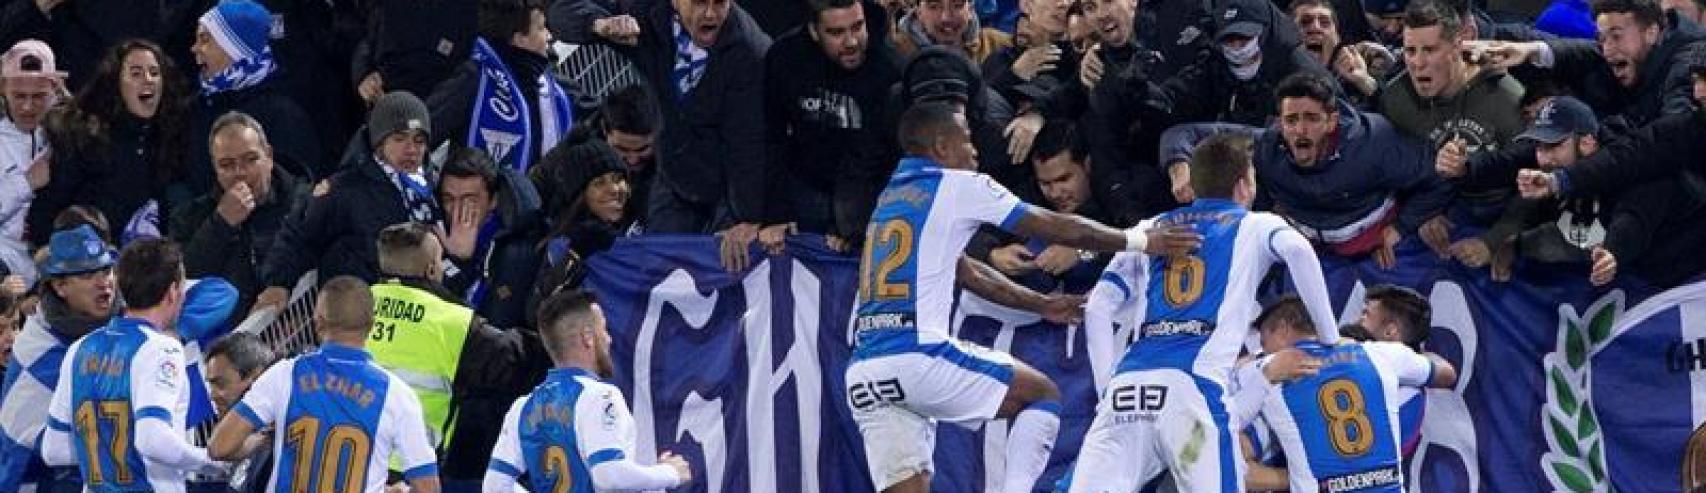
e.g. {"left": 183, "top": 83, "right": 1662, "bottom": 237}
{"left": 41, "top": 240, "right": 224, "bottom": 493}
{"left": 209, "top": 276, "right": 442, "bottom": 493}
{"left": 845, "top": 103, "right": 1199, "bottom": 493}
{"left": 1069, "top": 134, "right": 1340, "bottom": 493}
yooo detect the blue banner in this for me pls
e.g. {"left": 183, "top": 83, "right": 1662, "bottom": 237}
{"left": 585, "top": 235, "right": 1705, "bottom": 493}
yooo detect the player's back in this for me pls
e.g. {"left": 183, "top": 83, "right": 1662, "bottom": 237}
{"left": 513, "top": 369, "right": 616, "bottom": 493}
{"left": 267, "top": 344, "right": 422, "bottom": 493}
{"left": 854, "top": 157, "right": 1028, "bottom": 348}
{"left": 64, "top": 319, "right": 188, "bottom": 492}
{"left": 1119, "top": 199, "right": 1290, "bottom": 380}
{"left": 1264, "top": 341, "right": 1409, "bottom": 493}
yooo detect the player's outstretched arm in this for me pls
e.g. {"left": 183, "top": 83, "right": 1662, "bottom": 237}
{"left": 1271, "top": 228, "right": 1341, "bottom": 342}
{"left": 1011, "top": 208, "right": 1201, "bottom": 255}
{"left": 1425, "top": 353, "right": 1458, "bottom": 389}
{"left": 957, "top": 256, "right": 1083, "bottom": 324}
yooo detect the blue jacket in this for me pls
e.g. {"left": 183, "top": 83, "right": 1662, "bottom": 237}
{"left": 1159, "top": 100, "right": 1452, "bottom": 235}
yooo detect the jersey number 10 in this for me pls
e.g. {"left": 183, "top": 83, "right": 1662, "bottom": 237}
{"left": 286, "top": 416, "right": 374, "bottom": 493}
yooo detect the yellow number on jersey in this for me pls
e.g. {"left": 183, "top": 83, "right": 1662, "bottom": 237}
{"left": 73, "top": 400, "right": 134, "bottom": 485}
{"left": 1162, "top": 254, "right": 1206, "bottom": 307}
{"left": 859, "top": 219, "right": 915, "bottom": 301}
{"left": 286, "top": 416, "right": 374, "bottom": 493}
{"left": 1318, "top": 379, "right": 1375, "bottom": 457}
{"left": 544, "top": 445, "right": 575, "bottom": 493}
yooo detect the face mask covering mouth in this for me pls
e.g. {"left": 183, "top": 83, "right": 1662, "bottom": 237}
{"left": 1222, "top": 36, "right": 1263, "bottom": 80}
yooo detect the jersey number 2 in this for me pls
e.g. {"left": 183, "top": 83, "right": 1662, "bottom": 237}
{"left": 1162, "top": 254, "right": 1206, "bottom": 307}
{"left": 74, "top": 400, "right": 134, "bottom": 485}
{"left": 859, "top": 220, "right": 914, "bottom": 301}
{"left": 1317, "top": 379, "right": 1375, "bottom": 457}
{"left": 544, "top": 445, "right": 576, "bottom": 493}
{"left": 286, "top": 416, "right": 374, "bottom": 493}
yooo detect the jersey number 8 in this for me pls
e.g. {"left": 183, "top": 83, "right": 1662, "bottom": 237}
{"left": 859, "top": 219, "right": 915, "bottom": 302}
{"left": 1317, "top": 379, "right": 1375, "bottom": 457}
{"left": 286, "top": 416, "right": 373, "bottom": 493}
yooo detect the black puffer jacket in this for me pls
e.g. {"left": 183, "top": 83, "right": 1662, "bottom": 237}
{"left": 169, "top": 165, "right": 310, "bottom": 320}
{"left": 30, "top": 112, "right": 171, "bottom": 246}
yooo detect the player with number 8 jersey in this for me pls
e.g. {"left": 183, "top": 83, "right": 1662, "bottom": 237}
{"left": 209, "top": 276, "right": 441, "bottom": 493}
{"left": 846, "top": 103, "right": 1200, "bottom": 493}
{"left": 1068, "top": 134, "right": 1340, "bottom": 493}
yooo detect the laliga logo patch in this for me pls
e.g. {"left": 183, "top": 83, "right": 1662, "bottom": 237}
{"left": 156, "top": 359, "right": 180, "bottom": 389}
{"left": 602, "top": 398, "right": 618, "bottom": 430}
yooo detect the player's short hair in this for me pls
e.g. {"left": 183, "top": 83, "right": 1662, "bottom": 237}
{"left": 1340, "top": 322, "right": 1377, "bottom": 341}
{"left": 1366, "top": 284, "right": 1431, "bottom": 347}
{"left": 116, "top": 239, "right": 183, "bottom": 310}
{"left": 1255, "top": 295, "right": 1317, "bottom": 336}
{"left": 1403, "top": 0, "right": 1463, "bottom": 39}
{"left": 1190, "top": 132, "right": 1254, "bottom": 199}
{"left": 898, "top": 101, "right": 965, "bottom": 155}
{"left": 316, "top": 276, "right": 374, "bottom": 335}
{"left": 536, "top": 289, "right": 600, "bottom": 358}
{"left": 206, "top": 332, "right": 276, "bottom": 378}
{"left": 601, "top": 83, "right": 660, "bottom": 137}
{"left": 1031, "top": 119, "right": 1088, "bottom": 165}
{"left": 377, "top": 222, "right": 439, "bottom": 277}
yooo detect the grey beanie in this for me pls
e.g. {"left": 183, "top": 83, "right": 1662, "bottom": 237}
{"left": 368, "top": 91, "right": 431, "bottom": 148}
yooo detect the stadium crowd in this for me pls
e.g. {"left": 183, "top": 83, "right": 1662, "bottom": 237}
{"left": 0, "top": 0, "right": 1705, "bottom": 489}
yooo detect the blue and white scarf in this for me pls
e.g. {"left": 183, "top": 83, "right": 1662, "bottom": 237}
{"left": 468, "top": 37, "right": 574, "bottom": 174}
{"left": 198, "top": 4, "right": 279, "bottom": 97}
{"left": 199, "top": 50, "right": 277, "bottom": 97}
{"left": 671, "top": 16, "right": 710, "bottom": 101}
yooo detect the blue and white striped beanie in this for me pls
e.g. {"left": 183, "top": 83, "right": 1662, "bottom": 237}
{"left": 198, "top": 0, "right": 272, "bottom": 63}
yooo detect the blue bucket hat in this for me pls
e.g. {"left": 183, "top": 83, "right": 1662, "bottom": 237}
{"left": 40, "top": 224, "right": 116, "bottom": 276}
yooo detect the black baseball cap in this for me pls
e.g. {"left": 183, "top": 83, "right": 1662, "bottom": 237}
{"left": 1517, "top": 96, "right": 1599, "bottom": 144}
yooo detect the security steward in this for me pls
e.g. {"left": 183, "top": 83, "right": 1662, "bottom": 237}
{"left": 366, "top": 221, "right": 546, "bottom": 492}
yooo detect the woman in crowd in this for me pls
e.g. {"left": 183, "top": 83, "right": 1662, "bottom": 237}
{"left": 527, "top": 137, "right": 633, "bottom": 323}
{"left": 29, "top": 40, "right": 190, "bottom": 246}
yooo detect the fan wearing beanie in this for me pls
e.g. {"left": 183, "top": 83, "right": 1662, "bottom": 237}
{"left": 248, "top": 91, "right": 443, "bottom": 317}
{"left": 185, "top": 0, "right": 324, "bottom": 197}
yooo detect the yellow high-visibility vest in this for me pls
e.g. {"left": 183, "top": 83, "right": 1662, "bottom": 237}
{"left": 367, "top": 279, "right": 473, "bottom": 449}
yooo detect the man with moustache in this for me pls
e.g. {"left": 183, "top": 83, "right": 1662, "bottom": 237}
{"left": 764, "top": 0, "right": 899, "bottom": 252}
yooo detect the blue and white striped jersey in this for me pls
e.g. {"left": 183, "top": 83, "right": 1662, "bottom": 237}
{"left": 486, "top": 368, "right": 678, "bottom": 491}
{"left": 46, "top": 318, "right": 196, "bottom": 492}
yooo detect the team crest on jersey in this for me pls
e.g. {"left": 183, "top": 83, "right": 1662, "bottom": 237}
{"left": 156, "top": 360, "right": 179, "bottom": 389}
{"left": 602, "top": 399, "right": 618, "bottom": 430}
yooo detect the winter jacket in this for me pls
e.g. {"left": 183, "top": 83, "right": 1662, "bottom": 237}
{"left": 259, "top": 0, "right": 366, "bottom": 175}
{"left": 0, "top": 0, "right": 51, "bottom": 60}
{"left": 981, "top": 41, "right": 1086, "bottom": 120}
{"left": 0, "top": 118, "right": 45, "bottom": 241}
{"left": 260, "top": 139, "right": 433, "bottom": 290}
{"left": 763, "top": 22, "right": 901, "bottom": 237}
{"left": 188, "top": 79, "right": 325, "bottom": 195}
{"left": 1161, "top": 101, "right": 1452, "bottom": 236}
{"left": 1555, "top": 107, "right": 1706, "bottom": 198}
{"left": 1543, "top": 10, "right": 1706, "bottom": 126}
{"left": 1084, "top": 42, "right": 1175, "bottom": 227}
{"left": 441, "top": 167, "right": 545, "bottom": 329}
{"left": 351, "top": 0, "right": 477, "bottom": 100}
{"left": 891, "top": 11, "right": 1011, "bottom": 66}
{"left": 620, "top": 1, "right": 770, "bottom": 229}
{"left": 29, "top": 112, "right": 170, "bottom": 246}
{"left": 1379, "top": 67, "right": 1528, "bottom": 236}
{"left": 168, "top": 165, "right": 309, "bottom": 321}
{"left": 1133, "top": 0, "right": 1220, "bottom": 82}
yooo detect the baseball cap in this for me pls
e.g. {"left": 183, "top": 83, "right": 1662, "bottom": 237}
{"left": 1, "top": 39, "right": 67, "bottom": 81}
{"left": 1216, "top": 5, "right": 1266, "bottom": 41}
{"left": 1516, "top": 96, "right": 1599, "bottom": 144}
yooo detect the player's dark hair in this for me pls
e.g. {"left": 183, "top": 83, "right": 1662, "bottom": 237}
{"left": 1591, "top": 0, "right": 1665, "bottom": 28}
{"left": 316, "top": 276, "right": 374, "bottom": 335}
{"left": 377, "top": 222, "right": 439, "bottom": 278}
{"left": 478, "top": 0, "right": 546, "bottom": 44}
{"left": 1031, "top": 119, "right": 1089, "bottom": 165}
{"left": 206, "top": 332, "right": 276, "bottom": 378}
{"left": 601, "top": 84, "right": 660, "bottom": 137}
{"left": 1274, "top": 72, "right": 1340, "bottom": 110}
{"left": 1255, "top": 295, "right": 1317, "bottom": 336}
{"left": 1190, "top": 132, "right": 1254, "bottom": 199}
{"left": 898, "top": 101, "right": 965, "bottom": 155}
{"left": 537, "top": 289, "right": 599, "bottom": 358}
{"left": 116, "top": 238, "right": 183, "bottom": 310}
{"left": 1403, "top": 0, "right": 1463, "bottom": 40}
{"left": 1367, "top": 284, "right": 1431, "bottom": 347}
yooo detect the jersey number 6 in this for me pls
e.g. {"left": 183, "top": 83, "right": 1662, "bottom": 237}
{"left": 1162, "top": 254, "right": 1206, "bottom": 308}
